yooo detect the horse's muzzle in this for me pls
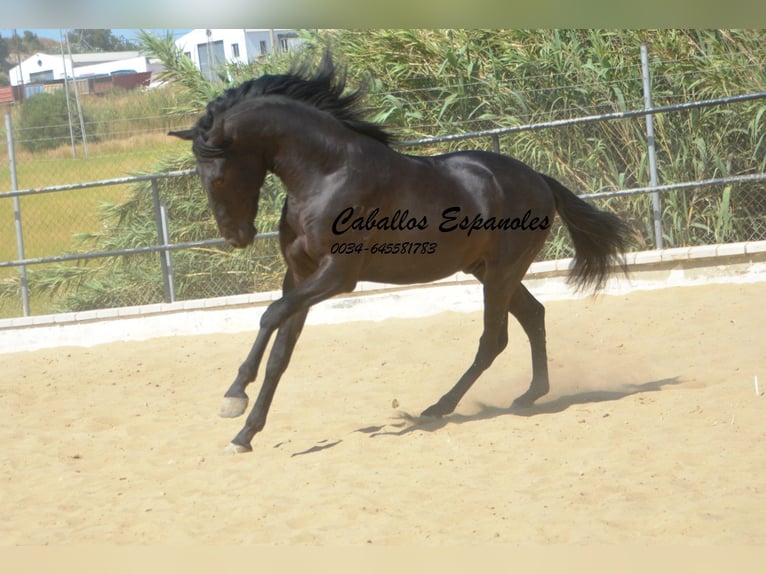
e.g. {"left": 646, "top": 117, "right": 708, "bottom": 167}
{"left": 225, "top": 223, "right": 256, "bottom": 248}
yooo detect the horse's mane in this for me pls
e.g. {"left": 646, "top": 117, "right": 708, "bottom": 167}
{"left": 193, "top": 53, "right": 392, "bottom": 156}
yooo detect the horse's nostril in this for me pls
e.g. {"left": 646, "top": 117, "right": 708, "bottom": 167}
{"left": 224, "top": 224, "right": 255, "bottom": 249}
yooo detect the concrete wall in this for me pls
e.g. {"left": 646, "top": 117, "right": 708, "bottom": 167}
{"left": 1, "top": 241, "right": 765, "bottom": 354}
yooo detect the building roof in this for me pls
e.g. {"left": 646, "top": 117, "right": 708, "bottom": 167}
{"left": 70, "top": 52, "right": 143, "bottom": 66}
{"left": 9, "top": 51, "right": 152, "bottom": 87}
{"left": 0, "top": 86, "right": 15, "bottom": 105}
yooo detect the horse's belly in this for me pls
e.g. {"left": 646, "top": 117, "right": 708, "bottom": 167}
{"left": 358, "top": 254, "right": 465, "bottom": 285}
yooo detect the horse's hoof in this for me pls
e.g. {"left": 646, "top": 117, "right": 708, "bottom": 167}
{"left": 420, "top": 405, "right": 445, "bottom": 420}
{"left": 511, "top": 394, "right": 539, "bottom": 408}
{"left": 220, "top": 396, "right": 248, "bottom": 418}
{"left": 223, "top": 442, "right": 253, "bottom": 455}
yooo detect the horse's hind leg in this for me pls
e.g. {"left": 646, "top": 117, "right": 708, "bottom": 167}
{"left": 508, "top": 283, "right": 550, "bottom": 407}
{"left": 421, "top": 276, "right": 513, "bottom": 418}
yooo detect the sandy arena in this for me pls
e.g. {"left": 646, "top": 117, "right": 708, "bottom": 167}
{"left": 1, "top": 281, "right": 764, "bottom": 545}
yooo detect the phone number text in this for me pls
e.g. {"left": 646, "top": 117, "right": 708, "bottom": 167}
{"left": 330, "top": 241, "right": 438, "bottom": 255}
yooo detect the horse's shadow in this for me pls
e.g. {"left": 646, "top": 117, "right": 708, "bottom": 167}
{"left": 355, "top": 376, "right": 682, "bottom": 439}
{"left": 287, "top": 377, "right": 681, "bottom": 455}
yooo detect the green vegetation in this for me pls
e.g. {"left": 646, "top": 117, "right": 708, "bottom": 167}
{"left": 5, "top": 83, "right": 190, "bottom": 155}
{"left": 16, "top": 90, "right": 91, "bottom": 152}
{"left": 0, "top": 135, "right": 189, "bottom": 260}
{"left": 0, "top": 81, "right": 194, "bottom": 316}
{"left": 306, "top": 29, "right": 766, "bottom": 254}
{"left": 64, "top": 29, "right": 139, "bottom": 53}
{"left": 1, "top": 29, "right": 765, "bottom": 318}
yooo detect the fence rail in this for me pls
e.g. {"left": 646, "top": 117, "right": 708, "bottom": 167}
{"left": 3, "top": 87, "right": 766, "bottom": 319}
{"left": 395, "top": 90, "right": 766, "bottom": 148}
{"left": 0, "top": 170, "right": 192, "bottom": 199}
{"left": 3, "top": 168, "right": 763, "bottom": 271}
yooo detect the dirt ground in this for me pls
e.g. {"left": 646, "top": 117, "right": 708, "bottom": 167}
{"left": 1, "top": 281, "right": 764, "bottom": 545}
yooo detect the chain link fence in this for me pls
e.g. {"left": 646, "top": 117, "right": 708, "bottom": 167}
{"left": 2, "top": 89, "right": 766, "bottom": 319}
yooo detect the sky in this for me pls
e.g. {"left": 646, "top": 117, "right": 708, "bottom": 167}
{"left": 0, "top": 29, "right": 191, "bottom": 43}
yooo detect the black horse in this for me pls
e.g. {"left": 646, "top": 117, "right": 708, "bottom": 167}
{"left": 171, "top": 54, "right": 629, "bottom": 453}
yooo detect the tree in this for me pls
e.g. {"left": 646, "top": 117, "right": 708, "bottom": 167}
{"left": 16, "top": 90, "right": 91, "bottom": 152}
{"left": 0, "top": 33, "right": 10, "bottom": 85}
{"left": 66, "top": 29, "right": 139, "bottom": 53}
{"left": 21, "top": 31, "right": 44, "bottom": 52}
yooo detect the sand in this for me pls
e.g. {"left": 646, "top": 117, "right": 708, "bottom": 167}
{"left": 1, "top": 281, "right": 764, "bottom": 545}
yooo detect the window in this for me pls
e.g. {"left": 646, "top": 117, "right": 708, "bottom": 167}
{"left": 259, "top": 40, "right": 267, "bottom": 55}
{"left": 29, "top": 70, "right": 54, "bottom": 83}
{"left": 232, "top": 43, "right": 240, "bottom": 58}
{"left": 277, "top": 33, "right": 298, "bottom": 53}
{"left": 197, "top": 40, "right": 225, "bottom": 82}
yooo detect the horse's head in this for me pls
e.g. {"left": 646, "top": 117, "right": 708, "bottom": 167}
{"left": 170, "top": 118, "right": 266, "bottom": 248}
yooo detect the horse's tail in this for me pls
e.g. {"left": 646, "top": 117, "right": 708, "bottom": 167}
{"left": 542, "top": 173, "right": 630, "bottom": 292}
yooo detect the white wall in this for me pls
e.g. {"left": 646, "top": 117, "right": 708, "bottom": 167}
{"left": 10, "top": 52, "right": 154, "bottom": 86}
{"left": 9, "top": 53, "right": 71, "bottom": 86}
{"left": 2, "top": 247, "right": 765, "bottom": 354}
{"left": 176, "top": 29, "right": 247, "bottom": 70}
{"left": 175, "top": 29, "right": 302, "bottom": 78}
{"left": 74, "top": 55, "right": 151, "bottom": 78}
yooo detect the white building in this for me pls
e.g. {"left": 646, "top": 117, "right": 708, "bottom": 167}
{"left": 9, "top": 51, "right": 160, "bottom": 86}
{"left": 175, "top": 29, "right": 303, "bottom": 81}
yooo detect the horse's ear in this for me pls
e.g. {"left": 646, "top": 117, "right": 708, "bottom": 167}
{"left": 168, "top": 129, "right": 195, "bottom": 140}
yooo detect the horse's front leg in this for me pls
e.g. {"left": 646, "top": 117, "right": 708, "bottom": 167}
{"left": 224, "top": 307, "right": 309, "bottom": 453}
{"left": 222, "top": 258, "right": 356, "bottom": 453}
{"left": 220, "top": 272, "right": 300, "bottom": 419}
{"left": 219, "top": 329, "right": 271, "bottom": 418}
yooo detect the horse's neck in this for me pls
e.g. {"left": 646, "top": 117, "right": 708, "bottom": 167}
{"left": 261, "top": 103, "right": 351, "bottom": 192}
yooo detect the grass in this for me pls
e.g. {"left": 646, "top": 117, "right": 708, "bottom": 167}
{"left": 0, "top": 132, "right": 190, "bottom": 261}
{"left": 0, "top": 131, "right": 191, "bottom": 316}
{"left": 1, "top": 80, "right": 194, "bottom": 265}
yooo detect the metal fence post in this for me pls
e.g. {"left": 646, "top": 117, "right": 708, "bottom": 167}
{"left": 159, "top": 200, "right": 176, "bottom": 302}
{"left": 641, "top": 43, "right": 664, "bottom": 250}
{"left": 5, "top": 112, "right": 30, "bottom": 316}
{"left": 151, "top": 178, "right": 176, "bottom": 303}
{"left": 2, "top": 87, "right": 766, "bottom": 321}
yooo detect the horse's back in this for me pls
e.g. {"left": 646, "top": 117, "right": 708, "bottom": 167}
{"left": 422, "top": 149, "right": 557, "bottom": 216}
